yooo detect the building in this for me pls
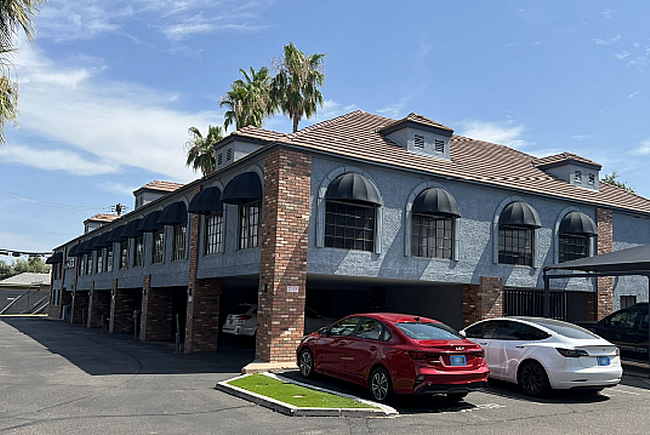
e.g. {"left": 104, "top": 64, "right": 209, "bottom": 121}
{"left": 47, "top": 111, "right": 650, "bottom": 367}
{"left": 0, "top": 272, "right": 51, "bottom": 314}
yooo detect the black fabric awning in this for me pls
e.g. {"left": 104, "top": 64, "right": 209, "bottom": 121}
{"left": 559, "top": 211, "right": 598, "bottom": 236}
{"left": 121, "top": 219, "right": 143, "bottom": 239}
{"left": 138, "top": 211, "right": 163, "bottom": 233}
{"left": 94, "top": 232, "right": 111, "bottom": 249}
{"left": 157, "top": 202, "right": 188, "bottom": 225}
{"left": 78, "top": 240, "right": 94, "bottom": 255}
{"left": 499, "top": 201, "right": 541, "bottom": 228}
{"left": 87, "top": 237, "right": 102, "bottom": 251}
{"left": 106, "top": 226, "right": 126, "bottom": 243}
{"left": 412, "top": 188, "right": 461, "bottom": 218}
{"left": 546, "top": 243, "right": 650, "bottom": 274}
{"left": 222, "top": 172, "right": 263, "bottom": 205}
{"left": 188, "top": 186, "right": 223, "bottom": 214}
{"left": 46, "top": 252, "right": 63, "bottom": 264}
{"left": 67, "top": 244, "right": 81, "bottom": 257}
{"left": 325, "top": 173, "right": 381, "bottom": 207}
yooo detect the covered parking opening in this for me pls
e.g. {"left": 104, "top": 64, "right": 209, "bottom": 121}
{"left": 71, "top": 290, "right": 89, "bottom": 325}
{"left": 141, "top": 286, "right": 187, "bottom": 343}
{"left": 110, "top": 288, "right": 143, "bottom": 335}
{"left": 88, "top": 289, "right": 111, "bottom": 329}
{"left": 543, "top": 243, "right": 650, "bottom": 371}
{"left": 306, "top": 275, "right": 464, "bottom": 330}
{"left": 217, "top": 275, "right": 258, "bottom": 348}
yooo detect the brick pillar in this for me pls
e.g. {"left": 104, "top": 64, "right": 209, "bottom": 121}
{"left": 70, "top": 252, "right": 80, "bottom": 323}
{"left": 256, "top": 149, "right": 311, "bottom": 364}
{"left": 461, "top": 277, "right": 504, "bottom": 327}
{"left": 86, "top": 281, "right": 96, "bottom": 327}
{"left": 366, "top": 287, "right": 386, "bottom": 312}
{"left": 71, "top": 291, "right": 89, "bottom": 324}
{"left": 596, "top": 208, "right": 614, "bottom": 320}
{"left": 185, "top": 278, "right": 222, "bottom": 353}
{"left": 585, "top": 292, "right": 596, "bottom": 321}
{"left": 88, "top": 289, "right": 111, "bottom": 329}
{"left": 140, "top": 275, "right": 173, "bottom": 341}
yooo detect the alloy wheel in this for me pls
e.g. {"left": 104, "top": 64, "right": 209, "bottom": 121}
{"left": 299, "top": 349, "right": 313, "bottom": 378}
{"left": 371, "top": 370, "right": 389, "bottom": 401}
{"left": 520, "top": 363, "right": 545, "bottom": 396}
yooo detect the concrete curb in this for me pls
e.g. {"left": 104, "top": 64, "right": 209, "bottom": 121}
{"left": 215, "top": 372, "right": 398, "bottom": 417}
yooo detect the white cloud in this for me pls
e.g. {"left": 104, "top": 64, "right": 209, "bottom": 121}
{"left": 628, "top": 91, "right": 639, "bottom": 99}
{"left": 633, "top": 137, "right": 650, "bottom": 155}
{"left": 376, "top": 96, "right": 413, "bottom": 118}
{"left": 614, "top": 44, "right": 650, "bottom": 69}
{"left": 594, "top": 34, "right": 621, "bottom": 46}
{"left": 457, "top": 119, "right": 530, "bottom": 149}
{"left": 571, "top": 134, "right": 591, "bottom": 142}
{"left": 0, "top": 145, "right": 118, "bottom": 176}
{"left": 97, "top": 182, "right": 138, "bottom": 196}
{"left": 8, "top": 42, "right": 220, "bottom": 181}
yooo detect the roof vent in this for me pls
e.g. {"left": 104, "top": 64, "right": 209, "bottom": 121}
{"left": 533, "top": 152, "right": 601, "bottom": 191}
{"left": 414, "top": 134, "right": 425, "bottom": 148}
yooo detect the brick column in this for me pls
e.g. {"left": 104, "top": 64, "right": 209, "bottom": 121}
{"left": 461, "top": 277, "right": 504, "bottom": 327}
{"left": 256, "top": 149, "right": 311, "bottom": 364}
{"left": 596, "top": 208, "right": 614, "bottom": 320}
{"left": 185, "top": 278, "right": 222, "bottom": 353}
{"left": 140, "top": 275, "right": 173, "bottom": 341}
{"left": 585, "top": 292, "right": 596, "bottom": 321}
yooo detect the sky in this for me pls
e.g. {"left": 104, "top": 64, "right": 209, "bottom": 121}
{"left": 1, "top": 0, "right": 650, "bottom": 259}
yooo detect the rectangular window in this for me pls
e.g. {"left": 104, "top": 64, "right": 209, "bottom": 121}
{"left": 173, "top": 224, "right": 187, "bottom": 260}
{"left": 79, "top": 255, "right": 86, "bottom": 276}
{"left": 239, "top": 201, "right": 261, "bottom": 249}
{"left": 414, "top": 134, "right": 425, "bottom": 148}
{"left": 324, "top": 201, "right": 375, "bottom": 252}
{"left": 205, "top": 212, "right": 224, "bottom": 255}
{"left": 106, "top": 245, "right": 113, "bottom": 272}
{"left": 434, "top": 139, "right": 445, "bottom": 153}
{"left": 621, "top": 295, "right": 637, "bottom": 309}
{"left": 86, "top": 253, "right": 93, "bottom": 275}
{"left": 559, "top": 234, "right": 590, "bottom": 263}
{"left": 498, "top": 226, "right": 533, "bottom": 266}
{"left": 134, "top": 236, "right": 144, "bottom": 267}
{"left": 153, "top": 230, "right": 165, "bottom": 264}
{"left": 411, "top": 214, "right": 453, "bottom": 259}
{"left": 120, "top": 241, "right": 128, "bottom": 269}
{"left": 96, "top": 249, "right": 103, "bottom": 274}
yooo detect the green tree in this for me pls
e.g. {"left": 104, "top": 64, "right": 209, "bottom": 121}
{"left": 272, "top": 42, "right": 325, "bottom": 133}
{"left": 0, "top": 0, "right": 45, "bottom": 144}
{"left": 220, "top": 66, "right": 275, "bottom": 131}
{"left": 0, "top": 260, "right": 12, "bottom": 280}
{"left": 0, "top": 257, "right": 50, "bottom": 280}
{"left": 603, "top": 171, "right": 635, "bottom": 193}
{"left": 185, "top": 125, "right": 224, "bottom": 177}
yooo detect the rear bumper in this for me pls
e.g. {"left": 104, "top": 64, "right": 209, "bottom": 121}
{"left": 548, "top": 365, "right": 623, "bottom": 390}
{"left": 222, "top": 325, "right": 256, "bottom": 336}
{"left": 413, "top": 381, "right": 489, "bottom": 395}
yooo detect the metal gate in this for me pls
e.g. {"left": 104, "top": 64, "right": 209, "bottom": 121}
{"left": 503, "top": 288, "right": 566, "bottom": 320}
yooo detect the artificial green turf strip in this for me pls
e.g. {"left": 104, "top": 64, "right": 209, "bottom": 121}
{"left": 228, "top": 374, "right": 377, "bottom": 409}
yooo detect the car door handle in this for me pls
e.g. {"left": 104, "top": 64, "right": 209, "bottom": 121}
{"left": 338, "top": 341, "right": 348, "bottom": 347}
{"left": 369, "top": 346, "right": 377, "bottom": 351}
{"left": 515, "top": 345, "right": 525, "bottom": 349}
{"left": 478, "top": 342, "right": 488, "bottom": 346}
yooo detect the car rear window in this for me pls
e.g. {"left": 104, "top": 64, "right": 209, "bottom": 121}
{"left": 396, "top": 322, "right": 463, "bottom": 340}
{"left": 527, "top": 318, "right": 600, "bottom": 340}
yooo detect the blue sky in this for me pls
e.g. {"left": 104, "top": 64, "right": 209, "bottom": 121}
{"left": 1, "top": 0, "right": 650, "bottom": 258}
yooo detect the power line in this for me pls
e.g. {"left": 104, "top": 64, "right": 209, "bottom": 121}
{"left": 0, "top": 188, "right": 99, "bottom": 211}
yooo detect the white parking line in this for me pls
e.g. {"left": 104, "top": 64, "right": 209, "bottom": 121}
{"left": 612, "top": 388, "right": 642, "bottom": 396}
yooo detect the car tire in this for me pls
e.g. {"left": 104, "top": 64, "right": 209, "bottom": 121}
{"left": 446, "top": 392, "right": 468, "bottom": 402}
{"left": 518, "top": 361, "right": 551, "bottom": 397}
{"left": 369, "top": 367, "right": 393, "bottom": 403}
{"left": 298, "top": 348, "right": 315, "bottom": 378}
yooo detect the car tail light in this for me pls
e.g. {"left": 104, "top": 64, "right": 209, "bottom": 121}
{"left": 408, "top": 351, "right": 440, "bottom": 361}
{"left": 237, "top": 315, "right": 252, "bottom": 321}
{"left": 556, "top": 348, "right": 589, "bottom": 358}
{"left": 615, "top": 347, "right": 620, "bottom": 356}
{"left": 473, "top": 349, "right": 485, "bottom": 358}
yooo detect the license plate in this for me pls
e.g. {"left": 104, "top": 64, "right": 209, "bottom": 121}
{"left": 598, "top": 357, "right": 610, "bottom": 366}
{"left": 450, "top": 355, "right": 467, "bottom": 366}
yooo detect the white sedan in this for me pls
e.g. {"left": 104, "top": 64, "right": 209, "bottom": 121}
{"left": 223, "top": 304, "right": 258, "bottom": 337}
{"left": 460, "top": 317, "right": 622, "bottom": 396}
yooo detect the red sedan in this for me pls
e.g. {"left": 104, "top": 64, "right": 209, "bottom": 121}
{"left": 296, "top": 313, "right": 489, "bottom": 403}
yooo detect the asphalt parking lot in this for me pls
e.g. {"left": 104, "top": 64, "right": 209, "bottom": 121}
{"left": 2, "top": 317, "right": 650, "bottom": 435}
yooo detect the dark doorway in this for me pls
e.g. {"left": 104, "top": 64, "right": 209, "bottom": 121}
{"left": 171, "top": 288, "right": 187, "bottom": 343}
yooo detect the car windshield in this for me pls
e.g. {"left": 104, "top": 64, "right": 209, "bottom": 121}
{"left": 396, "top": 322, "right": 463, "bottom": 340}
{"left": 525, "top": 318, "right": 600, "bottom": 340}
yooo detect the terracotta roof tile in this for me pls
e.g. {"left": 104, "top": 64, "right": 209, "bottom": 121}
{"left": 231, "top": 126, "right": 289, "bottom": 142}
{"left": 378, "top": 112, "right": 454, "bottom": 133}
{"left": 533, "top": 152, "right": 602, "bottom": 169}
{"left": 85, "top": 213, "right": 120, "bottom": 223}
{"left": 139, "top": 180, "right": 184, "bottom": 193}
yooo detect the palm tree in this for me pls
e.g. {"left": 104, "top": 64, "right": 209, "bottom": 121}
{"left": 272, "top": 42, "right": 325, "bottom": 133}
{"left": 0, "top": 0, "right": 45, "bottom": 145}
{"left": 185, "top": 125, "right": 224, "bottom": 177}
{"left": 220, "top": 66, "right": 275, "bottom": 131}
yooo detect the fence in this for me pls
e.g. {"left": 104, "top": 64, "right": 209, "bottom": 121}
{"left": 0, "top": 289, "right": 50, "bottom": 314}
{"left": 503, "top": 288, "right": 566, "bottom": 320}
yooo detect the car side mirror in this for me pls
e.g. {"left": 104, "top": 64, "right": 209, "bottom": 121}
{"left": 318, "top": 327, "right": 328, "bottom": 336}
{"left": 458, "top": 330, "right": 466, "bottom": 338}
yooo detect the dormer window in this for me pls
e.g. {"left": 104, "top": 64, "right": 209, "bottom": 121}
{"left": 575, "top": 171, "right": 582, "bottom": 183}
{"left": 414, "top": 134, "right": 425, "bottom": 149}
{"left": 434, "top": 139, "right": 445, "bottom": 153}
{"left": 588, "top": 173, "right": 595, "bottom": 185}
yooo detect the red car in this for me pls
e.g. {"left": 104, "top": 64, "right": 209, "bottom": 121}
{"left": 296, "top": 313, "right": 489, "bottom": 403}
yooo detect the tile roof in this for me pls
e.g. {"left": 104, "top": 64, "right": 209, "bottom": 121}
{"left": 378, "top": 112, "right": 454, "bottom": 133}
{"left": 85, "top": 213, "right": 120, "bottom": 223}
{"left": 233, "top": 110, "right": 650, "bottom": 215}
{"left": 231, "top": 126, "right": 289, "bottom": 142}
{"left": 533, "top": 152, "right": 602, "bottom": 169}
{"left": 138, "top": 180, "right": 184, "bottom": 193}
{"left": 0, "top": 272, "right": 51, "bottom": 285}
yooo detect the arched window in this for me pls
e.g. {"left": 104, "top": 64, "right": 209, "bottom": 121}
{"left": 558, "top": 212, "right": 598, "bottom": 263}
{"left": 411, "top": 188, "right": 461, "bottom": 259}
{"left": 324, "top": 173, "right": 381, "bottom": 252}
{"left": 498, "top": 202, "right": 541, "bottom": 266}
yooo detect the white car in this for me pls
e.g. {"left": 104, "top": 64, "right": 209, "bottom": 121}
{"left": 222, "top": 304, "right": 258, "bottom": 337}
{"left": 460, "top": 317, "right": 622, "bottom": 396}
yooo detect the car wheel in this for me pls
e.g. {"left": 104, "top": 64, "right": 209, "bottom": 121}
{"left": 446, "top": 392, "right": 468, "bottom": 402}
{"left": 369, "top": 367, "right": 393, "bottom": 403}
{"left": 298, "top": 348, "right": 314, "bottom": 378}
{"left": 518, "top": 361, "right": 551, "bottom": 397}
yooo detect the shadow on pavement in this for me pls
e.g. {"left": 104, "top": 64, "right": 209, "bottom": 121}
{"left": 1, "top": 316, "right": 254, "bottom": 376}
{"left": 483, "top": 379, "right": 610, "bottom": 404}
